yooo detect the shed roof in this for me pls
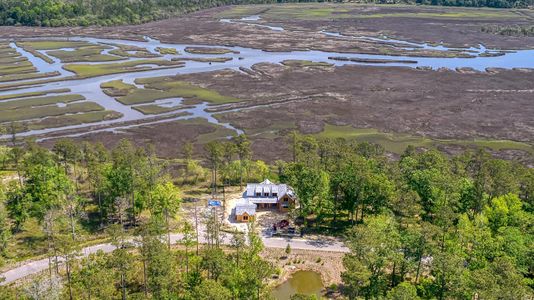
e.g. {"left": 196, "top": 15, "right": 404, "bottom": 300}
{"left": 235, "top": 202, "right": 256, "bottom": 216}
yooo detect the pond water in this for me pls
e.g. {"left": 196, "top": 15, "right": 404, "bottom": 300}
{"left": 1, "top": 18, "right": 533, "bottom": 140}
{"left": 271, "top": 271, "right": 324, "bottom": 300}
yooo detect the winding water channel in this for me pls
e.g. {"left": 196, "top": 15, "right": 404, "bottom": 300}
{"left": 1, "top": 16, "right": 533, "bottom": 140}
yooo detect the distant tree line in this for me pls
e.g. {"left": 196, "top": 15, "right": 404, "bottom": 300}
{"left": 0, "top": 0, "right": 278, "bottom": 27}
{"left": 0, "top": 0, "right": 532, "bottom": 27}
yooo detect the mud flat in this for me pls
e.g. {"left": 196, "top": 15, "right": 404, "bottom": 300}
{"left": 328, "top": 56, "right": 417, "bottom": 64}
{"left": 0, "top": 4, "right": 532, "bottom": 164}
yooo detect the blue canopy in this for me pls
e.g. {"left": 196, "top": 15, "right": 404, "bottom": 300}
{"left": 208, "top": 200, "right": 222, "bottom": 207}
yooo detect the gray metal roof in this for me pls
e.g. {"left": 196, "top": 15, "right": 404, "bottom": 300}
{"left": 245, "top": 179, "right": 292, "bottom": 201}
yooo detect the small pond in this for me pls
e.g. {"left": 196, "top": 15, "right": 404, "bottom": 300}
{"left": 271, "top": 270, "right": 324, "bottom": 300}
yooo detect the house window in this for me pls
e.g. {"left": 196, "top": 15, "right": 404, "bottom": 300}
{"left": 264, "top": 192, "right": 270, "bottom": 197}
{"left": 283, "top": 197, "right": 289, "bottom": 202}
{"left": 256, "top": 192, "right": 261, "bottom": 197}
{"left": 273, "top": 193, "right": 278, "bottom": 197}
{"left": 243, "top": 215, "right": 249, "bottom": 221}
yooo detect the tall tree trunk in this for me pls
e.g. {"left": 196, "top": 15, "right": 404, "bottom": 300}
{"left": 415, "top": 246, "right": 423, "bottom": 283}
{"left": 194, "top": 205, "right": 199, "bottom": 255}
{"left": 214, "top": 167, "right": 218, "bottom": 195}
{"left": 239, "top": 160, "right": 243, "bottom": 188}
{"left": 360, "top": 202, "right": 365, "bottom": 223}
{"left": 185, "top": 247, "right": 189, "bottom": 275}
{"left": 131, "top": 191, "right": 136, "bottom": 226}
{"left": 98, "top": 191, "right": 104, "bottom": 228}
{"left": 166, "top": 210, "right": 171, "bottom": 250}
{"left": 391, "top": 262, "right": 396, "bottom": 287}
{"left": 69, "top": 203, "right": 76, "bottom": 240}
{"left": 121, "top": 273, "right": 127, "bottom": 300}
{"left": 142, "top": 258, "right": 148, "bottom": 298}
{"left": 73, "top": 162, "right": 79, "bottom": 192}
{"left": 66, "top": 255, "right": 73, "bottom": 300}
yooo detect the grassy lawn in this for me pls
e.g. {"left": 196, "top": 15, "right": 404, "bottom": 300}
{"left": 315, "top": 124, "right": 533, "bottom": 154}
{"left": 63, "top": 60, "right": 184, "bottom": 78}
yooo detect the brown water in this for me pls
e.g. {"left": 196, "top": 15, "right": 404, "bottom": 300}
{"left": 271, "top": 270, "right": 324, "bottom": 300}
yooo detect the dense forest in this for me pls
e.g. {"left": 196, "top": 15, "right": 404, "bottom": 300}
{"left": 282, "top": 134, "right": 533, "bottom": 299}
{"left": 0, "top": 0, "right": 532, "bottom": 27}
{"left": 0, "top": 132, "right": 532, "bottom": 299}
{"left": 0, "top": 137, "right": 275, "bottom": 299}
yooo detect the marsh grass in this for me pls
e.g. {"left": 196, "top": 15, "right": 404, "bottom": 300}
{"left": 155, "top": 47, "right": 179, "bottom": 55}
{"left": 102, "top": 77, "right": 241, "bottom": 105}
{"left": 281, "top": 60, "right": 333, "bottom": 68}
{"left": 63, "top": 60, "right": 184, "bottom": 78}
{"left": 18, "top": 40, "right": 94, "bottom": 50}
{"left": 0, "top": 71, "right": 61, "bottom": 83}
{"left": 0, "top": 94, "right": 84, "bottom": 110}
{"left": 0, "top": 101, "right": 104, "bottom": 123}
{"left": 315, "top": 124, "right": 533, "bottom": 154}
{"left": 184, "top": 47, "right": 237, "bottom": 55}
{"left": 10, "top": 110, "right": 123, "bottom": 133}
{"left": 0, "top": 89, "right": 70, "bottom": 101}
{"left": 218, "top": 3, "right": 524, "bottom": 21}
